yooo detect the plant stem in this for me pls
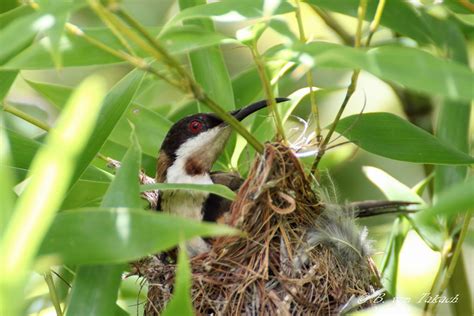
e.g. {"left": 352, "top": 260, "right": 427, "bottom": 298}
{"left": 88, "top": 0, "right": 265, "bottom": 153}
{"left": 295, "top": 0, "right": 321, "bottom": 144}
{"left": 365, "top": 0, "right": 386, "bottom": 46}
{"left": 250, "top": 46, "right": 286, "bottom": 142}
{"left": 310, "top": 0, "right": 388, "bottom": 174}
{"left": 311, "top": 0, "right": 369, "bottom": 173}
{"left": 44, "top": 271, "right": 63, "bottom": 316}
{"left": 459, "top": 0, "right": 474, "bottom": 12}
{"left": 3, "top": 103, "right": 50, "bottom": 131}
{"left": 2, "top": 100, "right": 114, "bottom": 164}
{"left": 424, "top": 213, "right": 471, "bottom": 315}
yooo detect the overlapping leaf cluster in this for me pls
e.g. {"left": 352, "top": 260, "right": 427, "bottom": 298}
{"left": 0, "top": 0, "right": 472, "bottom": 315}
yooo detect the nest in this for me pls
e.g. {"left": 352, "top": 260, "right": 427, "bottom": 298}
{"left": 134, "top": 143, "right": 382, "bottom": 315}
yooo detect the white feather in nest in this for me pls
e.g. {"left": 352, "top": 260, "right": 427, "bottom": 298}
{"left": 292, "top": 176, "right": 374, "bottom": 270}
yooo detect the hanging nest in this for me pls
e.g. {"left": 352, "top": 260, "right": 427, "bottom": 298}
{"left": 134, "top": 143, "right": 382, "bottom": 315}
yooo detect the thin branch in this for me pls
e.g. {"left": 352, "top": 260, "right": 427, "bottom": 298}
{"left": 295, "top": 0, "right": 321, "bottom": 144}
{"left": 250, "top": 46, "right": 286, "bottom": 142}
{"left": 3, "top": 99, "right": 114, "bottom": 165}
{"left": 87, "top": 0, "right": 265, "bottom": 153}
{"left": 43, "top": 271, "right": 64, "bottom": 316}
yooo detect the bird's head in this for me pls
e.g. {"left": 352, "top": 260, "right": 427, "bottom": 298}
{"left": 156, "top": 98, "right": 289, "bottom": 183}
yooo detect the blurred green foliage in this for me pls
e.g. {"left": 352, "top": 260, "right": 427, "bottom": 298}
{"left": 0, "top": 0, "right": 472, "bottom": 315}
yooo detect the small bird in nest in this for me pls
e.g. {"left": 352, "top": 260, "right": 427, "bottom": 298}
{"left": 154, "top": 98, "right": 415, "bottom": 257}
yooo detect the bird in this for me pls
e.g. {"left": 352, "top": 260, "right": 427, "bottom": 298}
{"left": 155, "top": 98, "right": 289, "bottom": 257}
{"left": 154, "top": 98, "right": 417, "bottom": 257}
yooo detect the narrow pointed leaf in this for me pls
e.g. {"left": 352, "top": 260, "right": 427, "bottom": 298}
{"left": 419, "top": 178, "right": 474, "bottom": 221}
{"left": 39, "top": 208, "right": 238, "bottom": 265}
{"left": 141, "top": 183, "right": 236, "bottom": 201}
{"left": 335, "top": 113, "right": 474, "bottom": 164}
{"left": 278, "top": 42, "right": 474, "bottom": 101}
{"left": 0, "top": 76, "right": 106, "bottom": 315}
{"left": 71, "top": 69, "right": 145, "bottom": 184}
{"left": 67, "top": 133, "right": 142, "bottom": 316}
{"left": 162, "top": 244, "right": 193, "bottom": 316}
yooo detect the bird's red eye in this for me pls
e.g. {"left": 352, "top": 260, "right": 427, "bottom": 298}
{"left": 188, "top": 120, "right": 203, "bottom": 134}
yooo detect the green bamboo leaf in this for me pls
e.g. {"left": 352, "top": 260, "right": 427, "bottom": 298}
{"left": 0, "top": 11, "right": 42, "bottom": 64}
{"left": 61, "top": 179, "right": 110, "bottom": 209}
{"left": 141, "top": 183, "right": 236, "bottom": 201}
{"left": 0, "top": 0, "right": 19, "bottom": 13}
{"left": 419, "top": 178, "right": 474, "bottom": 221}
{"left": 70, "top": 69, "right": 145, "bottom": 185}
{"left": 0, "top": 70, "right": 17, "bottom": 99}
{"left": 67, "top": 132, "right": 142, "bottom": 316}
{"left": 3, "top": 26, "right": 236, "bottom": 69}
{"left": 38, "top": 207, "right": 239, "bottom": 265}
{"left": 36, "top": 0, "right": 75, "bottom": 68}
{"left": 308, "top": 0, "right": 432, "bottom": 44}
{"left": 363, "top": 166, "right": 442, "bottom": 250}
{"left": 0, "top": 3, "right": 75, "bottom": 65}
{"left": 24, "top": 79, "right": 71, "bottom": 110}
{"left": 278, "top": 42, "right": 474, "bottom": 101}
{"left": 109, "top": 103, "right": 172, "bottom": 157}
{"left": 0, "top": 5, "right": 34, "bottom": 28}
{"left": 0, "top": 75, "right": 106, "bottom": 316}
{"left": 0, "top": 116, "right": 16, "bottom": 237}
{"left": 24, "top": 79, "right": 171, "bottom": 157}
{"left": 380, "top": 217, "right": 410, "bottom": 296}
{"left": 363, "top": 166, "right": 425, "bottom": 204}
{"left": 162, "top": 244, "right": 193, "bottom": 316}
{"left": 334, "top": 113, "right": 474, "bottom": 165}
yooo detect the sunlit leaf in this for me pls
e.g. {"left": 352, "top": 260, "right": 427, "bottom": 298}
{"left": 162, "top": 244, "right": 193, "bottom": 316}
{"left": 363, "top": 166, "right": 442, "bottom": 250}
{"left": 0, "top": 76, "right": 106, "bottom": 315}
{"left": 335, "top": 113, "right": 474, "bottom": 164}
{"left": 363, "top": 166, "right": 425, "bottom": 204}
{"left": 0, "top": 116, "right": 16, "bottom": 237}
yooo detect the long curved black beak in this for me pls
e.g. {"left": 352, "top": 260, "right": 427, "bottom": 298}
{"left": 230, "top": 98, "right": 290, "bottom": 121}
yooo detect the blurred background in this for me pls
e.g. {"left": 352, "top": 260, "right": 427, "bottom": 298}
{"left": 3, "top": 0, "right": 473, "bottom": 315}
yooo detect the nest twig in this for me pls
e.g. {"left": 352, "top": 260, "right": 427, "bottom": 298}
{"left": 134, "top": 143, "right": 381, "bottom": 315}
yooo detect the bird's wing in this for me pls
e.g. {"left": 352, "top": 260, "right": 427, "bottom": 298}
{"left": 203, "top": 172, "right": 244, "bottom": 223}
